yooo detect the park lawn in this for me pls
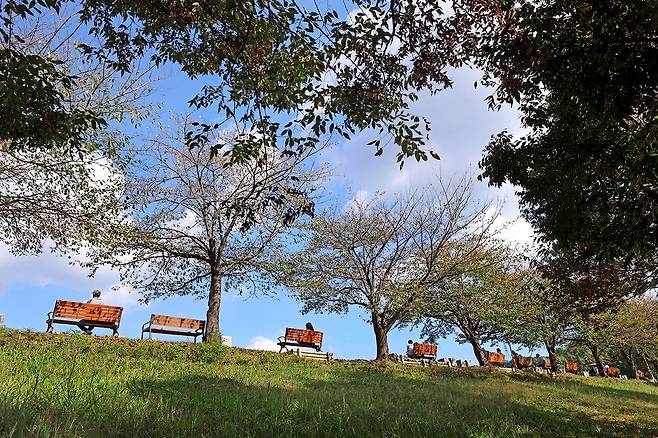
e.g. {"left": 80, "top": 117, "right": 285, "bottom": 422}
{"left": 0, "top": 329, "right": 657, "bottom": 437}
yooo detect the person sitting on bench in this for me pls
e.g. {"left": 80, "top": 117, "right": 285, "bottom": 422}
{"left": 305, "top": 322, "right": 315, "bottom": 331}
{"left": 78, "top": 289, "right": 102, "bottom": 334}
{"left": 406, "top": 340, "right": 416, "bottom": 358}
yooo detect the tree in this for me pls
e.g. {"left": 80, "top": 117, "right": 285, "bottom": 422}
{"left": 1, "top": 0, "right": 110, "bottom": 152}
{"left": 504, "top": 275, "right": 576, "bottom": 373}
{"left": 421, "top": 246, "right": 526, "bottom": 366}
{"left": 467, "top": 0, "right": 658, "bottom": 274}
{"left": 282, "top": 178, "right": 500, "bottom": 359}
{"left": 87, "top": 119, "right": 325, "bottom": 341}
{"left": 0, "top": 3, "right": 152, "bottom": 254}
{"left": 606, "top": 297, "right": 658, "bottom": 379}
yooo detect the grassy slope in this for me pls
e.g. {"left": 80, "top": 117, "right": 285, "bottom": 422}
{"left": 0, "top": 330, "right": 657, "bottom": 437}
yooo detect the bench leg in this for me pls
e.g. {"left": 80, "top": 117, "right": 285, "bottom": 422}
{"left": 46, "top": 320, "right": 54, "bottom": 333}
{"left": 112, "top": 328, "right": 119, "bottom": 337}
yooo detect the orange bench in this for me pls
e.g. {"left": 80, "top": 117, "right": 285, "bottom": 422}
{"left": 487, "top": 351, "right": 505, "bottom": 366}
{"left": 517, "top": 356, "right": 534, "bottom": 369}
{"left": 565, "top": 361, "right": 578, "bottom": 373}
{"left": 277, "top": 328, "right": 323, "bottom": 352}
{"left": 141, "top": 314, "right": 205, "bottom": 342}
{"left": 607, "top": 367, "right": 620, "bottom": 377}
{"left": 413, "top": 343, "right": 437, "bottom": 360}
{"left": 46, "top": 300, "right": 123, "bottom": 336}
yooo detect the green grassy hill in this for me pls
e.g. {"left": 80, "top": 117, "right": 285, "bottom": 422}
{"left": 1, "top": 330, "right": 657, "bottom": 437}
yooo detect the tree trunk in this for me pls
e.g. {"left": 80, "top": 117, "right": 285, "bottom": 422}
{"left": 638, "top": 347, "right": 655, "bottom": 381}
{"left": 620, "top": 347, "right": 637, "bottom": 378}
{"left": 545, "top": 337, "right": 558, "bottom": 373}
{"left": 588, "top": 343, "right": 605, "bottom": 377}
{"left": 372, "top": 319, "right": 390, "bottom": 360}
{"left": 204, "top": 262, "right": 222, "bottom": 343}
{"left": 467, "top": 335, "right": 489, "bottom": 366}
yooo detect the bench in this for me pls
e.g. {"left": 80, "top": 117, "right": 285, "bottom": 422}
{"left": 46, "top": 300, "right": 123, "bottom": 336}
{"left": 607, "top": 367, "right": 620, "bottom": 377}
{"left": 565, "top": 361, "right": 578, "bottom": 373}
{"left": 141, "top": 314, "right": 205, "bottom": 342}
{"left": 517, "top": 356, "right": 534, "bottom": 369}
{"left": 542, "top": 359, "right": 553, "bottom": 370}
{"left": 277, "top": 328, "right": 323, "bottom": 352}
{"left": 413, "top": 343, "right": 437, "bottom": 360}
{"left": 486, "top": 351, "right": 505, "bottom": 366}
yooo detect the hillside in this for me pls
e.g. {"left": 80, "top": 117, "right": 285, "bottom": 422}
{"left": 1, "top": 330, "right": 657, "bottom": 437}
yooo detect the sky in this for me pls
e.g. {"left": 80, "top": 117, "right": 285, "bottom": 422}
{"left": 0, "top": 41, "right": 538, "bottom": 361}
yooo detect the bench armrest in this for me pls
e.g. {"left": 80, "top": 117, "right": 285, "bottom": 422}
{"left": 141, "top": 321, "right": 151, "bottom": 331}
{"left": 277, "top": 336, "right": 285, "bottom": 343}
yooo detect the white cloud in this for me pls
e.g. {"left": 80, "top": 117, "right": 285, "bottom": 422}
{"left": 323, "top": 66, "right": 522, "bottom": 200}
{"left": 246, "top": 335, "right": 279, "bottom": 352}
{"left": 104, "top": 284, "right": 141, "bottom": 309}
{"left": 0, "top": 242, "right": 144, "bottom": 309}
{"left": 497, "top": 214, "right": 535, "bottom": 248}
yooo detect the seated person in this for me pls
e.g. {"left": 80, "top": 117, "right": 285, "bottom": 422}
{"left": 77, "top": 289, "right": 102, "bottom": 335}
{"left": 305, "top": 322, "right": 315, "bottom": 331}
{"left": 406, "top": 340, "right": 415, "bottom": 358}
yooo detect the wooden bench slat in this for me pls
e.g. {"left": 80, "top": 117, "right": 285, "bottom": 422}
{"left": 487, "top": 351, "right": 505, "bottom": 365}
{"left": 141, "top": 314, "right": 205, "bottom": 341}
{"left": 284, "top": 328, "right": 323, "bottom": 345}
{"left": 53, "top": 300, "right": 122, "bottom": 323}
{"left": 46, "top": 300, "right": 123, "bottom": 335}
{"left": 413, "top": 343, "right": 437, "bottom": 358}
{"left": 150, "top": 314, "right": 205, "bottom": 329}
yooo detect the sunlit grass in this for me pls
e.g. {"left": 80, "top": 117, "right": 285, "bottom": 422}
{"left": 0, "top": 329, "right": 657, "bottom": 437}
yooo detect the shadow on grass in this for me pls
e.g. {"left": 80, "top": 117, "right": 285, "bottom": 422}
{"left": 2, "top": 366, "right": 657, "bottom": 438}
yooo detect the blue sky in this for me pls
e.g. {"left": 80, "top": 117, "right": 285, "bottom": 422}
{"left": 0, "top": 56, "right": 538, "bottom": 361}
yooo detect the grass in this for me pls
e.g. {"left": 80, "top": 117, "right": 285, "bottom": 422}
{"left": 1, "top": 329, "right": 657, "bottom": 437}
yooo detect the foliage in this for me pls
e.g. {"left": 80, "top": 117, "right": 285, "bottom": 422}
{"left": 0, "top": 2, "right": 152, "bottom": 254}
{"left": 1, "top": 0, "right": 107, "bottom": 151}
{"left": 77, "top": 0, "right": 466, "bottom": 164}
{"left": 282, "top": 178, "right": 500, "bottom": 359}
{"left": 1, "top": 329, "right": 658, "bottom": 437}
{"left": 421, "top": 246, "right": 527, "bottom": 365}
{"left": 470, "top": 0, "right": 658, "bottom": 277}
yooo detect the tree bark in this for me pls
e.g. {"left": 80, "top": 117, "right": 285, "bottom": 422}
{"left": 466, "top": 334, "right": 489, "bottom": 366}
{"left": 204, "top": 261, "right": 222, "bottom": 342}
{"left": 638, "top": 347, "right": 655, "bottom": 381}
{"left": 545, "top": 337, "right": 558, "bottom": 373}
{"left": 588, "top": 343, "right": 605, "bottom": 376}
{"left": 620, "top": 347, "right": 637, "bottom": 378}
{"left": 372, "top": 317, "right": 390, "bottom": 360}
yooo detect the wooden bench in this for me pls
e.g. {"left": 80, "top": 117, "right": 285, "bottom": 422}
{"left": 517, "top": 356, "right": 534, "bottom": 369}
{"left": 607, "top": 367, "right": 620, "bottom": 377}
{"left": 565, "top": 361, "right": 578, "bottom": 373}
{"left": 277, "top": 328, "right": 323, "bottom": 352}
{"left": 141, "top": 314, "right": 205, "bottom": 342}
{"left": 46, "top": 300, "right": 123, "bottom": 336}
{"left": 413, "top": 343, "right": 437, "bottom": 360}
{"left": 487, "top": 351, "right": 505, "bottom": 366}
